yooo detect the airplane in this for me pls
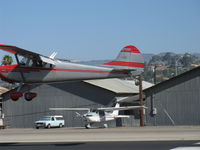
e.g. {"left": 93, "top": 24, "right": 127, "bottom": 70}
{"left": 0, "top": 44, "right": 144, "bottom": 101}
{"left": 49, "top": 103, "right": 146, "bottom": 129}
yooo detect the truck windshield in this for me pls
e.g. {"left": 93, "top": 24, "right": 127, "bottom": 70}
{"left": 41, "top": 117, "right": 51, "bottom": 121}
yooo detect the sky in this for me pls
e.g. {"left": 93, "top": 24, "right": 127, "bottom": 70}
{"left": 0, "top": 0, "right": 200, "bottom": 61}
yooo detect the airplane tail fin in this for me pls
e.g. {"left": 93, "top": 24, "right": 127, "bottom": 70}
{"left": 104, "top": 45, "right": 144, "bottom": 74}
{"left": 112, "top": 103, "right": 120, "bottom": 116}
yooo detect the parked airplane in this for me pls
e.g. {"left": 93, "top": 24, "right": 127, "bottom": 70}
{"left": 49, "top": 103, "right": 146, "bottom": 129}
{"left": 0, "top": 44, "right": 144, "bottom": 101}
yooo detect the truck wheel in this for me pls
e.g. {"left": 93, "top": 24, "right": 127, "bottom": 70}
{"left": 59, "top": 123, "right": 62, "bottom": 128}
{"left": 36, "top": 126, "right": 39, "bottom": 129}
{"left": 47, "top": 124, "right": 51, "bottom": 129}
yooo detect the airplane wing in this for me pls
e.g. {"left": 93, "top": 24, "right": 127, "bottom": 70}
{"left": 49, "top": 108, "right": 90, "bottom": 111}
{"left": 0, "top": 44, "right": 40, "bottom": 57}
{"left": 97, "top": 105, "right": 147, "bottom": 111}
{"left": 0, "top": 44, "right": 55, "bottom": 65}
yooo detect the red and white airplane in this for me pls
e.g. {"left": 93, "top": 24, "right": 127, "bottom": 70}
{"left": 0, "top": 44, "right": 144, "bottom": 101}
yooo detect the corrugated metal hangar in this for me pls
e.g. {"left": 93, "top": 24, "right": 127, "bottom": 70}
{"left": 1, "top": 79, "right": 152, "bottom": 128}
{"left": 0, "top": 66, "right": 200, "bottom": 128}
{"left": 145, "top": 66, "right": 200, "bottom": 126}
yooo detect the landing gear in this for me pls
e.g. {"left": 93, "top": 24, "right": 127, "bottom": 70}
{"left": 10, "top": 91, "right": 37, "bottom": 101}
{"left": 24, "top": 92, "right": 37, "bottom": 101}
{"left": 85, "top": 123, "right": 91, "bottom": 129}
{"left": 10, "top": 92, "right": 23, "bottom": 101}
{"left": 103, "top": 123, "right": 108, "bottom": 128}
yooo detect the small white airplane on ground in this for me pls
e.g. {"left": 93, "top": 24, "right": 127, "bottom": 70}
{"left": 49, "top": 103, "right": 146, "bottom": 129}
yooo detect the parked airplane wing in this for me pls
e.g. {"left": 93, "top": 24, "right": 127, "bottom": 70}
{"left": 49, "top": 108, "right": 90, "bottom": 111}
{"left": 97, "top": 105, "right": 147, "bottom": 111}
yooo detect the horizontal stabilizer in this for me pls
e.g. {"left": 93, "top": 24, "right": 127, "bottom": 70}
{"left": 114, "top": 115, "right": 130, "bottom": 118}
{"left": 97, "top": 105, "right": 147, "bottom": 111}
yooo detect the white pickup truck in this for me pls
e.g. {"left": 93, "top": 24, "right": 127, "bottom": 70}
{"left": 35, "top": 115, "right": 65, "bottom": 129}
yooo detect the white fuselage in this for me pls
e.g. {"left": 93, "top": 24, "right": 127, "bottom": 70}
{"left": 84, "top": 112, "right": 117, "bottom": 123}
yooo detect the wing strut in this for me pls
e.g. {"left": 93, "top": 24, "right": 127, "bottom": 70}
{"left": 15, "top": 54, "right": 26, "bottom": 83}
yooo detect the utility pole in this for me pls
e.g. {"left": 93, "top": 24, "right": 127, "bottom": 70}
{"left": 153, "top": 65, "right": 157, "bottom": 85}
{"left": 139, "top": 74, "right": 144, "bottom": 127}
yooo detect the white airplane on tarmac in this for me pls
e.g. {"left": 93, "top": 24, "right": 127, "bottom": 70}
{"left": 49, "top": 103, "right": 146, "bottom": 129}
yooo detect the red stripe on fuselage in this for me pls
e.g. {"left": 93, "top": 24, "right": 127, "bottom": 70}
{"left": 0, "top": 64, "right": 117, "bottom": 74}
{"left": 104, "top": 61, "right": 144, "bottom": 68}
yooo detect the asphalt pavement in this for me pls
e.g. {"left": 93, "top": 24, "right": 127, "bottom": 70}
{"left": 0, "top": 126, "right": 200, "bottom": 150}
{"left": 0, "top": 141, "right": 200, "bottom": 150}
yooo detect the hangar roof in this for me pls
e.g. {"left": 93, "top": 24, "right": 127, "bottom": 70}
{"left": 144, "top": 66, "right": 200, "bottom": 92}
{"left": 84, "top": 78, "right": 153, "bottom": 94}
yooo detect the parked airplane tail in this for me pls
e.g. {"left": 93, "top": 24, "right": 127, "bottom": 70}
{"left": 104, "top": 45, "right": 144, "bottom": 73}
{"left": 112, "top": 103, "right": 120, "bottom": 116}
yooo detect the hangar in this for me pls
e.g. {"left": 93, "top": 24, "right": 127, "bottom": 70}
{"left": 145, "top": 66, "right": 200, "bottom": 126}
{"left": 1, "top": 66, "right": 199, "bottom": 128}
{"left": 0, "top": 86, "right": 8, "bottom": 128}
{"left": 1, "top": 79, "right": 152, "bottom": 128}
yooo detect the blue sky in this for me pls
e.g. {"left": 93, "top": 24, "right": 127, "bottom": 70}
{"left": 0, "top": 0, "right": 200, "bottom": 61}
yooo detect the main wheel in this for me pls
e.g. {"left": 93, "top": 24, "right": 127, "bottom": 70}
{"left": 103, "top": 124, "right": 108, "bottom": 128}
{"left": 24, "top": 92, "right": 37, "bottom": 101}
{"left": 85, "top": 124, "right": 91, "bottom": 129}
{"left": 10, "top": 92, "right": 23, "bottom": 101}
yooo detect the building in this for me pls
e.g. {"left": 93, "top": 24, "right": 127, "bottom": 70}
{"left": 0, "top": 86, "right": 9, "bottom": 127}
{"left": 1, "top": 79, "right": 152, "bottom": 128}
{"left": 2, "top": 66, "right": 199, "bottom": 128}
{"left": 145, "top": 66, "right": 200, "bottom": 126}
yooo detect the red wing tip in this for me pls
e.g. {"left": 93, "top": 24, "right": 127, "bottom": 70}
{"left": 121, "top": 45, "right": 140, "bottom": 53}
{"left": 0, "top": 44, "right": 14, "bottom": 47}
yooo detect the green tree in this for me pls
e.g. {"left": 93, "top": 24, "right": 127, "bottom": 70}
{"left": 1, "top": 55, "right": 13, "bottom": 66}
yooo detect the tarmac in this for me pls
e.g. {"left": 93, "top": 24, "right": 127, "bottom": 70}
{"left": 0, "top": 126, "right": 200, "bottom": 143}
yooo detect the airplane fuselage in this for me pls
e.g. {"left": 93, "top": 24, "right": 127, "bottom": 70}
{"left": 0, "top": 60, "right": 129, "bottom": 83}
{"left": 84, "top": 112, "right": 118, "bottom": 123}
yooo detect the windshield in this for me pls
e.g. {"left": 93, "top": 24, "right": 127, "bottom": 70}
{"left": 40, "top": 117, "right": 51, "bottom": 121}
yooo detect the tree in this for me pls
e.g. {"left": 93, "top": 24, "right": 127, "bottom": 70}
{"left": 1, "top": 55, "right": 13, "bottom": 66}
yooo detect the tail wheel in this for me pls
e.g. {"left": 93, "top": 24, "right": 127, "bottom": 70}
{"left": 10, "top": 92, "right": 23, "bottom": 101}
{"left": 24, "top": 92, "right": 37, "bottom": 101}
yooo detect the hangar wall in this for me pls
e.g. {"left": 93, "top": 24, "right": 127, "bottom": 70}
{"left": 2, "top": 81, "right": 139, "bottom": 128}
{"left": 2, "top": 82, "right": 117, "bottom": 128}
{"left": 145, "top": 67, "right": 200, "bottom": 126}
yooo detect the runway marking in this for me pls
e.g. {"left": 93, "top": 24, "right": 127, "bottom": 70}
{"left": 170, "top": 147, "right": 200, "bottom": 150}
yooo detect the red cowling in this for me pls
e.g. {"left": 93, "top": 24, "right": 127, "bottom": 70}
{"left": 10, "top": 92, "right": 23, "bottom": 101}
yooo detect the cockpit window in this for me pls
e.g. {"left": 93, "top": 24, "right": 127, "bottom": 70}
{"left": 19, "top": 56, "right": 52, "bottom": 68}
